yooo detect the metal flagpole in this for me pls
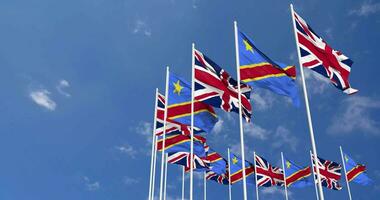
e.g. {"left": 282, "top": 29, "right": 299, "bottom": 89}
{"left": 289, "top": 4, "right": 324, "bottom": 200}
{"left": 204, "top": 171, "right": 207, "bottom": 200}
{"left": 148, "top": 89, "right": 159, "bottom": 200}
{"left": 151, "top": 133, "right": 158, "bottom": 200}
{"left": 159, "top": 67, "right": 170, "bottom": 200}
{"left": 164, "top": 153, "right": 168, "bottom": 200}
{"left": 281, "top": 152, "right": 289, "bottom": 200}
{"left": 310, "top": 150, "right": 320, "bottom": 200}
{"left": 340, "top": 146, "right": 353, "bottom": 200}
{"left": 190, "top": 43, "right": 195, "bottom": 200}
{"left": 182, "top": 166, "right": 185, "bottom": 200}
{"left": 253, "top": 152, "right": 259, "bottom": 200}
{"left": 233, "top": 20, "right": 248, "bottom": 200}
{"left": 228, "top": 148, "right": 232, "bottom": 200}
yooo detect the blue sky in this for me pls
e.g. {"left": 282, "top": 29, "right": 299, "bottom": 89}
{"left": 0, "top": 0, "right": 380, "bottom": 199}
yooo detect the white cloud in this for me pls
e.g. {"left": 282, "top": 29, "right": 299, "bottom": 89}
{"left": 349, "top": 1, "right": 380, "bottom": 16}
{"left": 132, "top": 19, "right": 152, "bottom": 37}
{"left": 261, "top": 187, "right": 291, "bottom": 198}
{"left": 56, "top": 79, "right": 71, "bottom": 97}
{"left": 328, "top": 96, "right": 380, "bottom": 135}
{"left": 272, "top": 126, "right": 299, "bottom": 152}
{"left": 29, "top": 89, "right": 57, "bottom": 111}
{"left": 115, "top": 144, "right": 138, "bottom": 158}
{"left": 83, "top": 176, "right": 100, "bottom": 191}
{"left": 244, "top": 122, "right": 270, "bottom": 140}
{"left": 302, "top": 69, "right": 331, "bottom": 94}
{"left": 123, "top": 176, "right": 139, "bottom": 185}
{"left": 136, "top": 121, "right": 153, "bottom": 143}
{"left": 250, "top": 91, "right": 276, "bottom": 111}
{"left": 212, "top": 119, "right": 224, "bottom": 134}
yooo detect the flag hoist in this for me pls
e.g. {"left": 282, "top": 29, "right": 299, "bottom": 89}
{"left": 290, "top": 4, "right": 325, "bottom": 200}
{"left": 233, "top": 21, "right": 249, "bottom": 200}
{"left": 159, "top": 67, "right": 170, "bottom": 200}
{"left": 339, "top": 146, "right": 352, "bottom": 200}
{"left": 281, "top": 152, "right": 289, "bottom": 200}
{"left": 227, "top": 148, "right": 232, "bottom": 200}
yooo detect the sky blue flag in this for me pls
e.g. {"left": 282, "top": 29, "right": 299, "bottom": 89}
{"left": 157, "top": 132, "right": 206, "bottom": 157}
{"left": 207, "top": 149, "right": 227, "bottom": 175}
{"left": 238, "top": 30, "right": 300, "bottom": 107}
{"left": 343, "top": 152, "right": 373, "bottom": 186}
{"left": 229, "top": 152, "right": 255, "bottom": 185}
{"left": 167, "top": 72, "right": 218, "bottom": 133}
{"left": 283, "top": 156, "right": 313, "bottom": 188}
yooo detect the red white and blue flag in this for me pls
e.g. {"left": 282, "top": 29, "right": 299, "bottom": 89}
{"left": 167, "top": 151, "right": 210, "bottom": 171}
{"left": 194, "top": 49, "right": 253, "bottom": 122}
{"left": 155, "top": 92, "right": 203, "bottom": 136}
{"left": 254, "top": 154, "right": 284, "bottom": 187}
{"left": 293, "top": 10, "right": 358, "bottom": 94}
{"left": 311, "top": 154, "right": 343, "bottom": 190}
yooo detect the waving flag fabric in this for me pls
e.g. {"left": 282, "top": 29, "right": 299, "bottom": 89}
{"left": 229, "top": 152, "right": 255, "bottom": 184}
{"left": 194, "top": 49, "right": 252, "bottom": 122}
{"left": 167, "top": 151, "right": 209, "bottom": 171}
{"left": 254, "top": 154, "right": 284, "bottom": 187}
{"left": 343, "top": 152, "right": 373, "bottom": 185}
{"left": 206, "top": 149, "right": 227, "bottom": 175}
{"left": 156, "top": 133, "right": 206, "bottom": 157}
{"left": 238, "top": 31, "right": 300, "bottom": 106}
{"left": 311, "top": 154, "right": 342, "bottom": 190}
{"left": 283, "top": 157, "right": 312, "bottom": 188}
{"left": 293, "top": 10, "right": 358, "bottom": 94}
{"left": 206, "top": 170, "right": 230, "bottom": 185}
{"left": 155, "top": 92, "right": 203, "bottom": 136}
{"left": 168, "top": 72, "right": 218, "bottom": 133}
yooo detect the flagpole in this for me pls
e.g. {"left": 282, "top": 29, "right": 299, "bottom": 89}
{"left": 164, "top": 153, "right": 168, "bottom": 200}
{"left": 310, "top": 150, "right": 320, "bottom": 200}
{"left": 290, "top": 4, "right": 324, "bottom": 200}
{"left": 190, "top": 43, "right": 195, "bottom": 200}
{"left": 281, "top": 152, "right": 289, "bottom": 200}
{"left": 234, "top": 20, "right": 248, "bottom": 200}
{"left": 151, "top": 133, "right": 158, "bottom": 200}
{"left": 228, "top": 148, "right": 232, "bottom": 200}
{"left": 253, "top": 151, "right": 259, "bottom": 200}
{"left": 204, "top": 171, "right": 207, "bottom": 200}
{"left": 148, "top": 89, "right": 159, "bottom": 200}
{"left": 182, "top": 166, "right": 185, "bottom": 200}
{"left": 340, "top": 146, "right": 353, "bottom": 200}
{"left": 159, "top": 66, "right": 170, "bottom": 200}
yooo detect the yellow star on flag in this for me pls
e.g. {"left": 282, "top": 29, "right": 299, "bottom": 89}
{"left": 232, "top": 157, "right": 238, "bottom": 165}
{"left": 173, "top": 80, "right": 183, "bottom": 95}
{"left": 243, "top": 39, "right": 254, "bottom": 53}
{"left": 286, "top": 161, "right": 291, "bottom": 169}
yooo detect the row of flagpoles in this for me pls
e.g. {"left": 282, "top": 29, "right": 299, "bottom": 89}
{"left": 147, "top": 4, "right": 369, "bottom": 200}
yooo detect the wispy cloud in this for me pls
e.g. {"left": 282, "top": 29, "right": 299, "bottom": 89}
{"left": 56, "top": 79, "right": 71, "bottom": 97}
{"left": 83, "top": 176, "right": 100, "bottom": 191}
{"left": 132, "top": 19, "right": 152, "bottom": 37}
{"left": 261, "top": 187, "right": 291, "bottom": 198}
{"left": 349, "top": 1, "right": 380, "bottom": 16}
{"left": 29, "top": 89, "right": 57, "bottom": 111}
{"left": 244, "top": 122, "right": 270, "bottom": 140}
{"left": 328, "top": 96, "right": 380, "bottom": 136}
{"left": 250, "top": 91, "right": 277, "bottom": 111}
{"left": 115, "top": 144, "right": 138, "bottom": 158}
{"left": 136, "top": 121, "right": 153, "bottom": 143}
{"left": 302, "top": 69, "right": 331, "bottom": 94}
{"left": 212, "top": 119, "right": 224, "bottom": 134}
{"left": 272, "top": 126, "right": 299, "bottom": 152}
{"left": 123, "top": 176, "right": 140, "bottom": 185}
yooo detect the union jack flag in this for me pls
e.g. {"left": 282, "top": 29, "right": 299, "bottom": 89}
{"left": 155, "top": 92, "right": 202, "bottom": 136}
{"left": 194, "top": 49, "right": 253, "bottom": 122}
{"left": 206, "top": 170, "right": 230, "bottom": 185}
{"left": 293, "top": 10, "right": 358, "bottom": 94}
{"left": 167, "top": 151, "right": 210, "bottom": 171}
{"left": 254, "top": 154, "right": 284, "bottom": 187}
{"left": 311, "top": 154, "right": 342, "bottom": 190}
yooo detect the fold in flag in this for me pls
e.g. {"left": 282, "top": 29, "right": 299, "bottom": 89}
{"left": 254, "top": 153, "right": 284, "bottom": 187}
{"left": 293, "top": 9, "right": 358, "bottom": 94}
{"left": 229, "top": 152, "right": 255, "bottom": 184}
{"left": 205, "top": 149, "right": 230, "bottom": 185}
{"left": 343, "top": 152, "right": 373, "bottom": 185}
{"left": 168, "top": 72, "right": 218, "bottom": 133}
{"left": 155, "top": 92, "right": 203, "bottom": 136}
{"left": 206, "top": 170, "right": 230, "bottom": 185}
{"left": 283, "top": 157, "right": 312, "bottom": 188}
{"left": 311, "top": 154, "right": 342, "bottom": 190}
{"left": 168, "top": 151, "right": 209, "bottom": 171}
{"left": 156, "top": 133, "right": 207, "bottom": 157}
{"left": 194, "top": 49, "right": 253, "bottom": 122}
{"left": 238, "top": 31, "right": 300, "bottom": 106}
